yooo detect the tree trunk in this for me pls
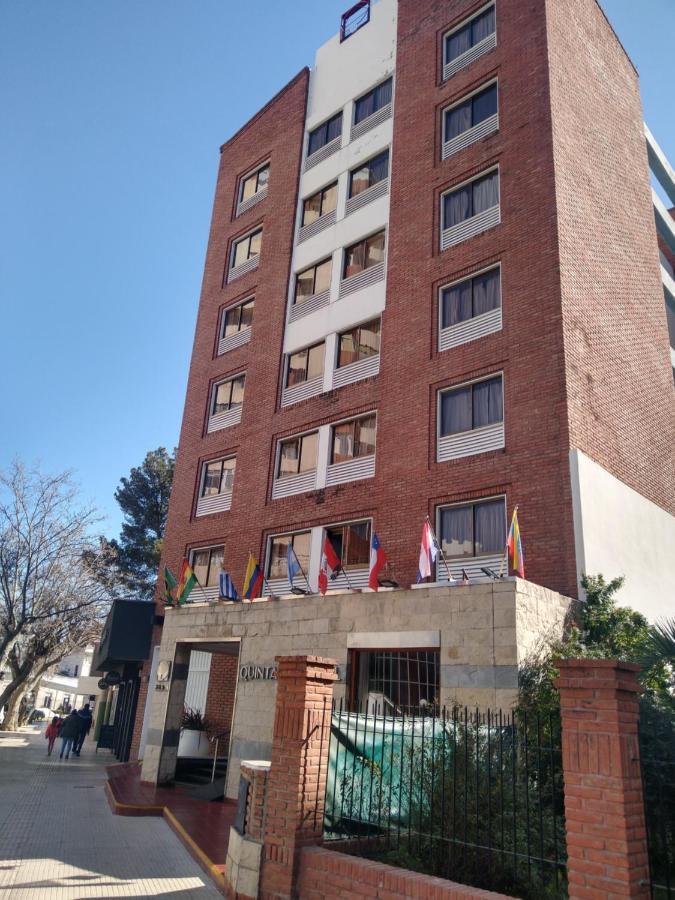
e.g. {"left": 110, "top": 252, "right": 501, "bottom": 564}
{"left": 2, "top": 686, "right": 29, "bottom": 731}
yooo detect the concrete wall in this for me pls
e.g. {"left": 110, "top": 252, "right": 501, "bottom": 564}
{"left": 570, "top": 448, "right": 675, "bottom": 622}
{"left": 140, "top": 579, "right": 572, "bottom": 799}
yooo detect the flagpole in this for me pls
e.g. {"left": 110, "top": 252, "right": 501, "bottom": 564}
{"left": 426, "top": 515, "right": 454, "bottom": 583}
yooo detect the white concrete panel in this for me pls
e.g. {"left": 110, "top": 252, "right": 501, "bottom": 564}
{"left": 570, "top": 449, "right": 675, "bottom": 622}
{"left": 348, "top": 631, "right": 441, "bottom": 649}
{"left": 300, "top": 121, "right": 393, "bottom": 199}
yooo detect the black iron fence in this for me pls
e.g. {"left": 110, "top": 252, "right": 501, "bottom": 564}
{"left": 640, "top": 701, "right": 675, "bottom": 899}
{"left": 321, "top": 702, "right": 567, "bottom": 900}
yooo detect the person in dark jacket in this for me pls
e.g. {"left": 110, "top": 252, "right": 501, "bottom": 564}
{"left": 59, "top": 711, "right": 81, "bottom": 759}
{"left": 73, "top": 704, "right": 93, "bottom": 756}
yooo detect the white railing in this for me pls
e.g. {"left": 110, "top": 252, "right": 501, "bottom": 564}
{"left": 298, "top": 209, "right": 336, "bottom": 244}
{"left": 439, "top": 306, "right": 502, "bottom": 352}
{"left": 227, "top": 255, "right": 259, "bottom": 284}
{"left": 339, "top": 261, "right": 385, "bottom": 299}
{"left": 196, "top": 491, "right": 233, "bottom": 517}
{"left": 271, "top": 470, "right": 317, "bottom": 500}
{"left": 325, "top": 455, "right": 376, "bottom": 487}
{"left": 350, "top": 102, "right": 392, "bottom": 142}
{"left": 207, "top": 405, "right": 243, "bottom": 434}
{"left": 281, "top": 376, "right": 324, "bottom": 407}
{"left": 236, "top": 187, "right": 267, "bottom": 218}
{"left": 443, "top": 32, "right": 496, "bottom": 81}
{"left": 436, "top": 552, "right": 504, "bottom": 583}
{"left": 442, "top": 113, "right": 498, "bottom": 160}
{"left": 218, "top": 327, "right": 251, "bottom": 356}
{"left": 332, "top": 354, "right": 380, "bottom": 389}
{"left": 437, "top": 421, "right": 504, "bottom": 462}
{"left": 345, "top": 179, "right": 389, "bottom": 217}
{"left": 304, "top": 136, "right": 342, "bottom": 172}
{"left": 440, "top": 205, "right": 500, "bottom": 251}
{"left": 288, "top": 289, "right": 330, "bottom": 323}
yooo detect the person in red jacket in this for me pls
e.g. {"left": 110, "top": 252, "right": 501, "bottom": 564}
{"left": 44, "top": 716, "right": 61, "bottom": 756}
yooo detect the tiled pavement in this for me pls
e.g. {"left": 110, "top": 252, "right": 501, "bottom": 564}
{"left": 0, "top": 728, "right": 222, "bottom": 899}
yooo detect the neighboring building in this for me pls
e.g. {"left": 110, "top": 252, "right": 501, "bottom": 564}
{"left": 131, "top": 0, "right": 674, "bottom": 796}
{"left": 34, "top": 645, "right": 102, "bottom": 714}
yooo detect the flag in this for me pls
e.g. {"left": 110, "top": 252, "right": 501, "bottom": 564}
{"left": 462, "top": 568, "right": 470, "bottom": 586}
{"left": 177, "top": 559, "right": 197, "bottom": 604}
{"left": 507, "top": 507, "right": 525, "bottom": 578}
{"left": 287, "top": 543, "right": 302, "bottom": 588}
{"left": 416, "top": 520, "right": 438, "bottom": 582}
{"left": 219, "top": 570, "right": 239, "bottom": 601}
{"left": 318, "top": 536, "right": 341, "bottom": 595}
{"left": 243, "top": 553, "right": 264, "bottom": 599}
{"left": 368, "top": 532, "right": 387, "bottom": 591}
{"left": 164, "top": 566, "right": 178, "bottom": 605}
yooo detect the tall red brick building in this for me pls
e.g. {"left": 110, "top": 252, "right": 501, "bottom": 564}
{"left": 124, "top": 0, "right": 674, "bottom": 772}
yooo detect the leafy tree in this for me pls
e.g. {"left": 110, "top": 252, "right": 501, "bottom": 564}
{"left": 108, "top": 448, "right": 174, "bottom": 598}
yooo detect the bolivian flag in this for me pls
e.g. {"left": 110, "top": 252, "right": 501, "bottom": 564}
{"left": 177, "top": 559, "right": 198, "bottom": 604}
{"left": 164, "top": 565, "right": 178, "bottom": 606}
{"left": 243, "top": 553, "right": 264, "bottom": 600}
{"left": 507, "top": 507, "right": 525, "bottom": 579}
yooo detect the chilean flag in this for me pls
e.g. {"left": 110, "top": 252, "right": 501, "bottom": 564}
{"left": 318, "top": 536, "right": 341, "bottom": 595}
{"left": 368, "top": 532, "right": 387, "bottom": 591}
{"left": 416, "top": 520, "right": 438, "bottom": 583}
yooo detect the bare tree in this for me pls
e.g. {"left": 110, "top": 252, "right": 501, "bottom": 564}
{"left": 0, "top": 462, "right": 114, "bottom": 729}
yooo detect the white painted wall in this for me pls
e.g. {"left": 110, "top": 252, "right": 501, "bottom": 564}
{"left": 570, "top": 448, "right": 675, "bottom": 622}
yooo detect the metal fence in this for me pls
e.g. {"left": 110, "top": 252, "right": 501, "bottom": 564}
{"left": 321, "top": 702, "right": 567, "bottom": 900}
{"left": 640, "top": 702, "right": 675, "bottom": 899}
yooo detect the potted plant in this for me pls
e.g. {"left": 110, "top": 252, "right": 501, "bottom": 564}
{"left": 177, "top": 706, "right": 211, "bottom": 758}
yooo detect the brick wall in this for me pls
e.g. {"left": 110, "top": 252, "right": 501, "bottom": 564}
{"left": 204, "top": 653, "right": 238, "bottom": 738}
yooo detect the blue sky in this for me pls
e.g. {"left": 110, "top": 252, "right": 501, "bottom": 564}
{"left": 1, "top": 0, "right": 672, "bottom": 538}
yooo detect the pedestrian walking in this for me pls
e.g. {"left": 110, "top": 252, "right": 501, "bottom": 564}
{"left": 72, "top": 704, "right": 93, "bottom": 756}
{"left": 58, "top": 710, "right": 81, "bottom": 759}
{"left": 44, "top": 716, "right": 61, "bottom": 756}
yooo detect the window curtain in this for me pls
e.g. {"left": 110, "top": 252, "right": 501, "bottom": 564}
{"left": 279, "top": 440, "right": 300, "bottom": 478}
{"left": 444, "top": 184, "right": 471, "bottom": 228}
{"left": 472, "top": 7, "right": 495, "bottom": 44}
{"left": 299, "top": 433, "right": 318, "bottom": 473}
{"left": 346, "top": 522, "right": 370, "bottom": 566}
{"left": 239, "top": 301, "right": 254, "bottom": 330}
{"left": 472, "top": 83, "right": 497, "bottom": 125}
{"left": 473, "top": 171, "right": 499, "bottom": 215}
{"left": 443, "top": 280, "right": 472, "bottom": 326}
{"left": 355, "top": 91, "right": 375, "bottom": 124}
{"left": 230, "top": 376, "right": 245, "bottom": 407}
{"left": 446, "top": 100, "right": 472, "bottom": 140}
{"left": 355, "top": 417, "right": 376, "bottom": 457}
{"left": 446, "top": 22, "right": 471, "bottom": 62}
{"left": 308, "top": 128, "right": 322, "bottom": 156}
{"left": 370, "top": 151, "right": 389, "bottom": 185}
{"left": 440, "top": 506, "right": 473, "bottom": 558}
{"left": 366, "top": 232, "right": 385, "bottom": 267}
{"left": 474, "top": 499, "right": 504, "bottom": 556}
{"left": 345, "top": 242, "right": 365, "bottom": 277}
{"left": 358, "top": 321, "right": 380, "bottom": 357}
{"left": 327, "top": 114, "right": 342, "bottom": 142}
{"left": 333, "top": 426, "right": 354, "bottom": 463}
{"left": 472, "top": 270, "right": 500, "bottom": 316}
{"left": 339, "top": 331, "right": 358, "bottom": 367}
{"left": 441, "top": 386, "right": 472, "bottom": 435}
{"left": 473, "top": 376, "right": 503, "bottom": 428}
{"left": 376, "top": 78, "right": 393, "bottom": 109}
{"left": 270, "top": 538, "right": 290, "bottom": 579}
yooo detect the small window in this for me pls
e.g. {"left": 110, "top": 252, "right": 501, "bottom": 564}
{"left": 190, "top": 546, "right": 224, "bottom": 587}
{"left": 444, "top": 83, "right": 497, "bottom": 142}
{"left": 337, "top": 318, "right": 381, "bottom": 368}
{"left": 308, "top": 112, "right": 343, "bottom": 157}
{"left": 277, "top": 432, "right": 319, "bottom": 479}
{"left": 239, "top": 163, "right": 269, "bottom": 203}
{"left": 201, "top": 457, "right": 236, "bottom": 497}
{"left": 442, "top": 170, "right": 499, "bottom": 230}
{"left": 295, "top": 258, "right": 332, "bottom": 304}
{"left": 444, "top": 5, "right": 496, "bottom": 66}
{"left": 349, "top": 150, "right": 389, "bottom": 198}
{"left": 350, "top": 649, "right": 440, "bottom": 715}
{"left": 222, "top": 298, "right": 254, "bottom": 338}
{"left": 441, "top": 268, "right": 500, "bottom": 328}
{"left": 212, "top": 375, "right": 245, "bottom": 415}
{"left": 268, "top": 531, "right": 311, "bottom": 580}
{"left": 440, "top": 375, "right": 503, "bottom": 436}
{"left": 354, "top": 77, "right": 393, "bottom": 125}
{"left": 232, "top": 229, "right": 262, "bottom": 268}
{"left": 325, "top": 521, "right": 370, "bottom": 568}
{"left": 343, "top": 231, "right": 385, "bottom": 279}
{"left": 332, "top": 414, "right": 377, "bottom": 463}
{"left": 286, "top": 342, "right": 325, "bottom": 387}
{"left": 341, "top": 0, "right": 370, "bottom": 41}
{"left": 438, "top": 497, "right": 505, "bottom": 559}
{"left": 302, "top": 182, "right": 338, "bottom": 226}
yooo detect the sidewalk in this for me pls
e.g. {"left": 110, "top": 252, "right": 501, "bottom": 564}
{"left": 0, "top": 727, "right": 222, "bottom": 899}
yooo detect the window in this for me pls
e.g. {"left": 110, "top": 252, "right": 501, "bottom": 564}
{"left": 350, "top": 650, "right": 439, "bottom": 715}
{"left": 337, "top": 318, "right": 380, "bottom": 368}
{"left": 191, "top": 546, "right": 224, "bottom": 587}
{"left": 286, "top": 342, "right": 325, "bottom": 386}
{"left": 442, "top": 170, "right": 499, "bottom": 230}
{"left": 325, "top": 521, "right": 370, "bottom": 568}
{"left": 268, "top": 531, "right": 311, "bottom": 580}
{"left": 444, "top": 5, "right": 495, "bottom": 66}
{"left": 354, "top": 77, "right": 392, "bottom": 125}
{"left": 444, "top": 83, "right": 497, "bottom": 142}
{"left": 341, "top": 0, "right": 370, "bottom": 41}
{"left": 232, "top": 229, "right": 262, "bottom": 268}
{"left": 441, "top": 268, "right": 500, "bottom": 328}
{"left": 295, "top": 258, "right": 332, "bottom": 304}
{"left": 440, "top": 375, "right": 503, "bottom": 436}
{"left": 302, "top": 182, "right": 338, "bottom": 226}
{"left": 211, "top": 375, "right": 245, "bottom": 415}
{"left": 349, "top": 150, "right": 389, "bottom": 198}
{"left": 343, "top": 231, "right": 385, "bottom": 278}
{"left": 222, "top": 298, "right": 254, "bottom": 338}
{"left": 438, "top": 497, "right": 505, "bottom": 559}
{"left": 201, "top": 457, "right": 236, "bottom": 497}
{"left": 332, "top": 414, "right": 376, "bottom": 463}
{"left": 308, "top": 112, "right": 343, "bottom": 156}
{"left": 277, "top": 432, "right": 318, "bottom": 479}
{"left": 240, "top": 164, "right": 269, "bottom": 203}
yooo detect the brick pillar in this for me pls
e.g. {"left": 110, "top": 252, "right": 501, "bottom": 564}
{"left": 259, "top": 655, "right": 337, "bottom": 900}
{"left": 556, "top": 659, "right": 650, "bottom": 899}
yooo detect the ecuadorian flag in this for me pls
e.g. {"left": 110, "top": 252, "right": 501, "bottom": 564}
{"left": 243, "top": 553, "right": 264, "bottom": 599}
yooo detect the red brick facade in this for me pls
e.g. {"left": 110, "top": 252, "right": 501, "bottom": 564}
{"left": 204, "top": 653, "right": 238, "bottom": 739}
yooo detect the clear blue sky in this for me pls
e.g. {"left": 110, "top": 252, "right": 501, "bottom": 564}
{"left": 1, "top": 0, "right": 672, "bottom": 538}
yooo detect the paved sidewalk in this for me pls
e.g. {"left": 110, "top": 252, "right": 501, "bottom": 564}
{"left": 0, "top": 727, "right": 222, "bottom": 899}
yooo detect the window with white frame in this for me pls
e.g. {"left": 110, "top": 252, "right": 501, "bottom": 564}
{"left": 440, "top": 267, "right": 501, "bottom": 329}
{"left": 190, "top": 546, "right": 224, "bottom": 588}
{"left": 443, "top": 4, "right": 496, "bottom": 79}
{"left": 439, "top": 375, "right": 503, "bottom": 437}
{"left": 222, "top": 298, "right": 254, "bottom": 339}
{"left": 231, "top": 228, "right": 262, "bottom": 269}
{"left": 294, "top": 258, "right": 332, "bottom": 305}
{"left": 238, "top": 163, "right": 269, "bottom": 206}
{"left": 200, "top": 457, "right": 236, "bottom": 498}
{"left": 349, "top": 150, "right": 389, "bottom": 198}
{"left": 337, "top": 319, "right": 380, "bottom": 368}
{"left": 267, "top": 531, "right": 311, "bottom": 580}
{"left": 341, "top": 0, "right": 370, "bottom": 41}
{"left": 302, "top": 182, "right": 338, "bottom": 226}
{"left": 211, "top": 374, "right": 245, "bottom": 416}
{"left": 440, "top": 169, "right": 500, "bottom": 249}
{"left": 443, "top": 82, "right": 498, "bottom": 156}
{"left": 308, "top": 112, "right": 343, "bottom": 157}
{"left": 438, "top": 497, "right": 505, "bottom": 560}
{"left": 325, "top": 520, "right": 371, "bottom": 569}
{"left": 354, "top": 78, "right": 392, "bottom": 126}
{"left": 286, "top": 342, "right": 325, "bottom": 387}
{"left": 331, "top": 414, "right": 377, "bottom": 463}
{"left": 343, "top": 231, "right": 385, "bottom": 278}
{"left": 277, "top": 431, "right": 319, "bottom": 480}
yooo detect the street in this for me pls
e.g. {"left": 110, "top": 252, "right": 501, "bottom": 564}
{"left": 0, "top": 727, "right": 222, "bottom": 899}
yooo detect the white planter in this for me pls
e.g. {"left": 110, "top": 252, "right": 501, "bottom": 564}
{"left": 178, "top": 729, "right": 211, "bottom": 758}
